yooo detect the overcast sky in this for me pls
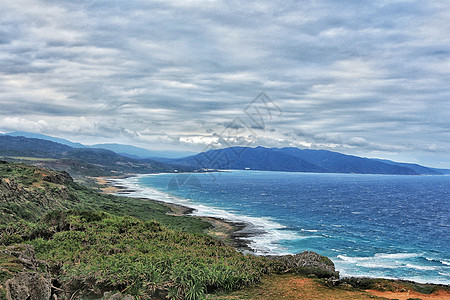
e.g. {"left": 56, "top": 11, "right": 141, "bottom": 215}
{"left": 0, "top": 0, "right": 449, "bottom": 167}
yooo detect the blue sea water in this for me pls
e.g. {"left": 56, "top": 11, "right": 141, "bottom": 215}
{"left": 116, "top": 171, "right": 450, "bottom": 284}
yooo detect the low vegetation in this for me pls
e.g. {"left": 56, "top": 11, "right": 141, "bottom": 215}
{"left": 0, "top": 162, "right": 275, "bottom": 298}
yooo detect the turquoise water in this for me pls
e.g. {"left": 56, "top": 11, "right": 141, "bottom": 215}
{"left": 116, "top": 171, "right": 450, "bottom": 284}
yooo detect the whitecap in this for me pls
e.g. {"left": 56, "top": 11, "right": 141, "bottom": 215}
{"left": 441, "top": 260, "right": 450, "bottom": 266}
{"left": 405, "top": 264, "right": 437, "bottom": 271}
{"left": 301, "top": 229, "right": 320, "bottom": 232}
{"left": 374, "top": 253, "right": 421, "bottom": 259}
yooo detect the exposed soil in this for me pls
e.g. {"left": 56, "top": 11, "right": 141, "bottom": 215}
{"left": 210, "top": 274, "right": 450, "bottom": 300}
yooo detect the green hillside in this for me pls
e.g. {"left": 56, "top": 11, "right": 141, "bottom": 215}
{"left": 0, "top": 162, "right": 336, "bottom": 299}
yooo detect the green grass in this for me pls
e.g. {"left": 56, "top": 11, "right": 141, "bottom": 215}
{"left": 27, "top": 211, "right": 271, "bottom": 299}
{"left": 3, "top": 156, "right": 58, "bottom": 161}
{"left": 0, "top": 162, "right": 210, "bottom": 234}
{"left": 0, "top": 162, "right": 273, "bottom": 298}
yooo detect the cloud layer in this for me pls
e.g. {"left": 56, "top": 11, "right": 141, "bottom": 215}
{"left": 0, "top": 0, "right": 449, "bottom": 167}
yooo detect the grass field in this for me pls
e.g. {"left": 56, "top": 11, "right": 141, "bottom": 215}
{"left": 1, "top": 156, "right": 58, "bottom": 161}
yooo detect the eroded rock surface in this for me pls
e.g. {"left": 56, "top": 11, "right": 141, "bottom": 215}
{"left": 2, "top": 244, "right": 52, "bottom": 300}
{"left": 269, "top": 251, "right": 339, "bottom": 279}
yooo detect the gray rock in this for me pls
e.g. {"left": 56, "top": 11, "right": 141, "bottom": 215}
{"left": 270, "top": 251, "right": 339, "bottom": 279}
{"left": 2, "top": 244, "right": 41, "bottom": 271}
{"left": 6, "top": 272, "right": 52, "bottom": 300}
{"left": 2, "top": 244, "right": 52, "bottom": 300}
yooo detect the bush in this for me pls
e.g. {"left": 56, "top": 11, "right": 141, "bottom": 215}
{"left": 29, "top": 212, "right": 271, "bottom": 299}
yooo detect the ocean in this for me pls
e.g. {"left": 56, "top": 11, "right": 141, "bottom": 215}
{"left": 114, "top": 170, "right": 450, "bottom": 284}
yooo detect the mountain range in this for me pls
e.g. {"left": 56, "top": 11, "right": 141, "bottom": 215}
{"left": 169, "top": 146, "right": 446, "bottom": 175}
{"left": 5, "top": 131, "right": 194, "bottom": 159}
{"left": 0, "top": 135, "right": 185, "bottom": 178}
{"left": 0, "top": 132, "right": 447, "bottom": 176}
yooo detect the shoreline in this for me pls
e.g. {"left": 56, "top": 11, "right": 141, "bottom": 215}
{"left": 95, "top": 175, "right": 450, "bottom": 291}
{"left": 96, "top": 175, "right": 258, "bottom": 252}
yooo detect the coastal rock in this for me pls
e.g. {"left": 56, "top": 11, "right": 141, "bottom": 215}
{"left": 6, "top": 272, "right": 52, "bottom": 300}
{"left": 2, "top": 244, "right": 44, "bottom": 272}
{"left": 3, "top": 244, "right": 52, "bottom": 300}
{"left": 270, "top": 251, "right": 339, "bottom": 279}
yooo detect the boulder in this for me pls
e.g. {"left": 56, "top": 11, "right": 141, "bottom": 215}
{"left": 6, "top": 272, "right": 51, "bottom": 300}
{"left": 2, "top": 244, "right": 52, "bottom": 300}
{"left": 270, "top": 251, "right": 339, "bottom": 279}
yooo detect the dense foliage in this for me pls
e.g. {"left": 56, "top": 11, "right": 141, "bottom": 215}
{"left": 0, "top": 162, "right": 209, "bottom": 234}
{"left": 29, "top": 210, "right": 271, "bottom": 298}
{"left": 0, "top": 162, "right": 273, "bottom": 299}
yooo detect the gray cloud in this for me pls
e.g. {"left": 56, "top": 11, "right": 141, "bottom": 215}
{"left": 0, "top": 0, "right": 449, "bottom": 167}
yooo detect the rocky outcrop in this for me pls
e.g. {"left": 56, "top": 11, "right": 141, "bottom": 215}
{"left": 6, "top": 272, "right": 51, "bottom": 300}
{"left": 269, "top": 251, "right": 339, "bottom": 279}
{"left": 2, "top": 244, "right": 52, "bottom": 300}
{"left": 0, "top": 178, "right": 32, "bottom": 204}
{"left": 42, "top": 171, "right": 73, "bottom": 185}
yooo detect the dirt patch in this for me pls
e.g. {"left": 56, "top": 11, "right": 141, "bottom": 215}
{"left": 210, "top": 274, "right": 381, "bottom": 299}
{"left": 368, "top": 289, "right": 450, "bottom": 300}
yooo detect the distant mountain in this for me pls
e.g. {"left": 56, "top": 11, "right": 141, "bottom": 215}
{"left": 3, "top": 131, "right": 192, "bottom": 159}
{"left": 90, "top": 143, "right": 195, "bottom": 159}
{"left": 172, "top": 146, "right": 326, "bottom": 173}
{"left": 172, "top": 146, "right": 444, "bottom": 175}
{"left": 0, "top": 135, "right": 73, "bottom": 158}
{"left": 0, "top": 135, "right": 182, "bottom": 176}
{"left": 373, "top": 158, "right": 443, "bottom": 175}
{"left": 431, "top": 168, "right": 450, "bottom": 175}
{"left": 1, "top": 134, "right": 446, "bottom": 176}
{"left": 275, "top": 148, "right": 424, "bottom": 175}
{"left": 5, "top": 131, "right": 86, "bottom": 148}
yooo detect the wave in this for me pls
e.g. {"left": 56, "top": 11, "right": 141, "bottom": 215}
{"left": 336, "top": 253, "right": 434, "bottom": 271}
{"left": 405, "top": 264, "right": 437, "bottom": 271}
{"left": 337, "top": 252, "right": 421, "bottom": 263}
{"left": 425, "top": 257, "right": 450, "bottom": 267}
{"left": 374, "top": 253, "right": 421, "bottom": 259}
{"left": 111, "top": 175, "right": 301, "bottom": 255}
{"left": 301, "top": 229, "right": 320, "bottom": 232}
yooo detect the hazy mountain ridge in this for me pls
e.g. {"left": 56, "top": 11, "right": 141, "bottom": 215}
{"left": 6, "top": 131, "right": 86, "bottom": 149}
{"left": 0, "top": 135, "right": 181, "bottom": 177}
{"left": 90, "top": 143, "right": 195, "bottom": 159}
{"left": 173, "top": 146, "right": 444, "bottom": 175}
{"left": 3, "top": 131, "right": 192, "bottom": 159}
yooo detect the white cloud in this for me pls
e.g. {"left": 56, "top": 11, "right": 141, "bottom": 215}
{"left": 0, "top": 0, "right": 449, "bottom": 167}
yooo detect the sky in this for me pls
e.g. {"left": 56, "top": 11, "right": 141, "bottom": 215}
{"left": 0, "top": 0, "right": 449, "bottom": 168}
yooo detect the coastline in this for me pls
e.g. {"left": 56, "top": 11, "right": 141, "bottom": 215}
{"left": 95, "top": 174, "right": 450, "bottom": 300}
{"left": 96, "top": 175, "right": 257, "bottom": 252}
